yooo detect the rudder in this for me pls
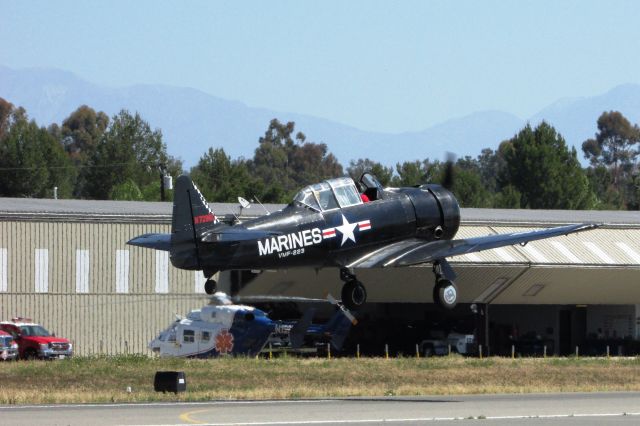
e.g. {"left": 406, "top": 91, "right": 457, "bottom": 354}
{"left": 170, "top": 175, "right": 220, "bottom": 269}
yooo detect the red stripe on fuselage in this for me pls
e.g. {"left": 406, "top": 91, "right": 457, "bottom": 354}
{"left": 194, "top": 213, "right": 216, "bottom": 224}
{"left": 323, "top": 229, "right": 336, "bottom": 238}
{"left": 358, "top": 220, "right": 371, "bottom": 231}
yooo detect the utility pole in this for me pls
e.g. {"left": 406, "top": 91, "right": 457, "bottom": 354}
{"left": 159, "top": 164, "right": 172, "bottom": 201}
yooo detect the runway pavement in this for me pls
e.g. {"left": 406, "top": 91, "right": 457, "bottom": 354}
{"left": 1, "top": 392, "right": 640, "bottom": 425}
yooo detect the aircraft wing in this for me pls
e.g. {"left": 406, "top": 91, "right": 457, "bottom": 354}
{"left": 348, "top": 223, "right": 600, "bottom": 268}
{"left": 127, "top": 233, "right": 171, "bottom": 251}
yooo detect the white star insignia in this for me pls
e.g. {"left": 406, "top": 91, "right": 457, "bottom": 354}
{"left": 335, "top": 214, "right": 357, "bottom": 246}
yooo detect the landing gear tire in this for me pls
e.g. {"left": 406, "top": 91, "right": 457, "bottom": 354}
{"left": 342, "top": 280, "right": 367, "bottom": 311}
{"left": 204, "top": 279, "right": 217, "bottom": 295}
{"left": 433, "top": 279, "right": 458, "bottom": 310}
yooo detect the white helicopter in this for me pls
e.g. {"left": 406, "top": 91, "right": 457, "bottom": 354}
{"left": 149, "top": 292, "right": 356, "bottom": 358}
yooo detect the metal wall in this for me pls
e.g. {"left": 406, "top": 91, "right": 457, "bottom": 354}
{"left": 1, "top": 216, "right": 639, "bottom": 355}
{"left": 0, "top": 220, "right": 208, "bottom": 355}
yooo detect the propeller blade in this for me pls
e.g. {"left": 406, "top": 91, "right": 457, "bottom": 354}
{"left": 326, "top": 293, "right": 358, "bottom": 325}
{"left": 442, "top": 152, "right": 456, "bottom": 190}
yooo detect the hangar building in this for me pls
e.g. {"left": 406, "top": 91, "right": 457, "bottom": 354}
{"left": 0, "top": 198, "right": 638, "bottom": 356}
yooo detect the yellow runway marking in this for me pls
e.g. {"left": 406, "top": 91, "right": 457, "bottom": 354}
{"left": 179, "top": 408, "right": 212, "bottom": 424}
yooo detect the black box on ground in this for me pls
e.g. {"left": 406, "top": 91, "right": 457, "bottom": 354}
{"left": 154, "top": 371, "right": 187, "bottom": 393}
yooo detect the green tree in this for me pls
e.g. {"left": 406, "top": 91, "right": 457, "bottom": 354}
{"left": 493, "top": 185, "right": 522, "bottom": 208}
{"left": 61, "top": 105, "right": 109, "bottom": 164}
{"left": 249, "top": 119, "right": 299, "bottom": 202}
{"left": 582, "top": 111, "right": 640, "bottom": 209}
{"left": 450, "top": 162, "right": 493, "bottom": 208}
{"left": 391, "top": 160, "right": 428, "bottom": 186}
{"left": 499, "top": 122, "right": 595, "bottom": 209}
{"left": 290, "top": 139, "right": 343, "bottom": 186}
{"left": 476, "top": 148, "right": 505, "bottom": 194}
{"left": 0, "top": 97, "right": 14, "bottom": 140}
{"left": 81, "top": 110, "right": 172, "bottom": 200}
{"left": 110, "top": 179, "right": 144, "bottom": 201}
{"left": 190, "top": 148, "right": 254, "bottom": 202}
{"left": 249, "top": 119, "right": 343, "bottom": 202}
{"left": 585, "top": 165, "right": 623, "bottom": 209}
{"left": 347, "top": 158, "right": 394, "bottom": 186}
{"left": 0, "top": 106, "right": 75, "bottom": 198}
{"left": 406, "top": 157, "right": 494, "bottom": 207}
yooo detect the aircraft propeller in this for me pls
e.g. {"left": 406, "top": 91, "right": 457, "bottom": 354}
{"left": 441, "top": 152, "right": 456, "bottom": 190}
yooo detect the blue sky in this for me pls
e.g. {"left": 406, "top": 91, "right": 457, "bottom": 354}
{"left": 2, "top": 0, "right": 639, "bottom": 132}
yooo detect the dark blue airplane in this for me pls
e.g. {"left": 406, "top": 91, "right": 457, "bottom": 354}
{"left": 129, "top": 172, "right": 599, "bottom": 311}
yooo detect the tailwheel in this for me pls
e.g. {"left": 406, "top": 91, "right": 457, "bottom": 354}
{"left": 204, "top": 278, "right": 217, "bottom": 295}
{"left": 433, "top": 278, "right": 458, "bottom": 310}
{"left": 341, "top": 280, "right": 367, "bottom": 311}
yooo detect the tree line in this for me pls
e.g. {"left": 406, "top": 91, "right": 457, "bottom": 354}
{"left": 0, "top": 96, "right": 638, "bottom": 210}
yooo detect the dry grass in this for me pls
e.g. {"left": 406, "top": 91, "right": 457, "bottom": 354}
{"left": 0, "top": 355, "right": 639, "bottom": 404}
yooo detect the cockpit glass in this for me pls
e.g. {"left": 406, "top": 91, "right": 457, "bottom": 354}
{"left": 294, "top": 178, "right": 362, "bottom": 211}
{"left": 316, "top": 188, "right": 339, "bottom": 210}
{"left": 332, "top": 183, "right": 361, "bottom": 207}
{"left": 360, "top": 173, "right": 382, "bottom": 190}
{"left": 159, "top": 324, "right": 177, "bottom": 342}
{"left": 293, "top": 189, "right": 320, "bottom": 211}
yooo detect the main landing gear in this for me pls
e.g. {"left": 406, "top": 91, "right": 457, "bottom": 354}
{"left": 340, "top": 268, "right": 367, "bottom": 311}
{"left": 432, "top": 261, "right": 458, "bottom": 310}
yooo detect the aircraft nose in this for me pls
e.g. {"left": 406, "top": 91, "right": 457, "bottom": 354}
{"left": 403, "top": 185, "right": 461, "bottom": 240}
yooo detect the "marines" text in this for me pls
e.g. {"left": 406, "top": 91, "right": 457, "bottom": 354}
{"left": 258, "top": 229, "right": 322, "bottom": 256}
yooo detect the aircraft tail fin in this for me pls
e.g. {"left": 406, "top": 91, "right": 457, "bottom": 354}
{"left": 170, "top": 175, "right": 221, "bottom": 269}
{"left": 172, "top": 175, "right": 220, "bottom": 233}
{"left": 324, "top": 310, "right": 354, "bottom": 352}
{"left": 290, "top": 308, "right": 316, "bottom": 349}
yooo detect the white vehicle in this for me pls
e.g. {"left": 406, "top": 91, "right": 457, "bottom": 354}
{"left": 149, "top": 293, "right": 274, "bottom": 357}
{"left": 149, "top": 292, "right": 355, "bottom": 358}
{"left": 420, "top": 332, "right": 476, "bottom": 356}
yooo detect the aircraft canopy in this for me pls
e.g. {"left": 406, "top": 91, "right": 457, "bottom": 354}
{"left": 293, "top": 177, "right": 362, "bottom": 211}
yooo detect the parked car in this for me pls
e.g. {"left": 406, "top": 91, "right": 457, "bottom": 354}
{"left": 0, "top": 318, "right": 73, "bottom": 360}
{"left": 420, "top": 331, "right": 477, "bottom": 356}
{"left": 0, "top": 330, "right": 19, "bottom": 361}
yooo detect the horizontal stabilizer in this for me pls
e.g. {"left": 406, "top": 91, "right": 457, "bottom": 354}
{"left": 127, "top": 233, "right": 171, "bottom": 251}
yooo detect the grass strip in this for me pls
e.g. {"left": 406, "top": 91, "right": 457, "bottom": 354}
{"left": 1, "top": 355, "right": 639, "bottom": 404}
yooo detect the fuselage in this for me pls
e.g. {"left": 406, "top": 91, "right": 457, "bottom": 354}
{"left": 194, "top": 184, "right": 460, "bottom": 271}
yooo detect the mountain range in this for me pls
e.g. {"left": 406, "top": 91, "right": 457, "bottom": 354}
{"left": 1, "top": 65, "right": 639, "bottom": 169}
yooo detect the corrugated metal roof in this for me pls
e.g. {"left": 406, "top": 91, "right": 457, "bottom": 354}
{"left": 461, "top": 208, "right": 639, "bottom": 226}
{"left": 0, "top": 197, "right": 638, "bottom": 226}
{"left": 451, "top": 226, "right": 640, "bottom": 266}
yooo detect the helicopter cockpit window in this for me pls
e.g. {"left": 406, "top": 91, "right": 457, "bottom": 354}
{"left": 159, "top": 324, "right": 177, "bottom": 342}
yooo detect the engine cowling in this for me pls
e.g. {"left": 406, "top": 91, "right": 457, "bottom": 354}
{"left": 398, "top": 185, "right": 460, "bottom": 240}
